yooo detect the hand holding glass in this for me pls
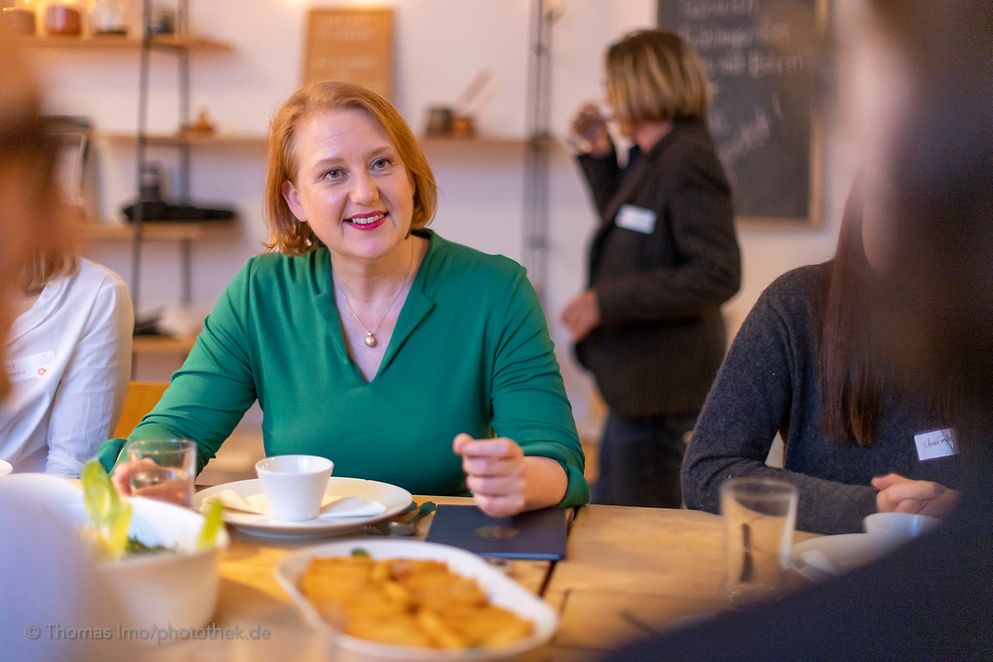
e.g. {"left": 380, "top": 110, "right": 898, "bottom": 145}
{"left": 721, "top": 476, "right": 798, "bottom": 607}
{"left": 123, "top": 439, "right": 197, "bottom": 507}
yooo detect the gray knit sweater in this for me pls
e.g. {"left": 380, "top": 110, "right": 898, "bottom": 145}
{"left": 681, "top": 264, "right": 962, "bottom": 534}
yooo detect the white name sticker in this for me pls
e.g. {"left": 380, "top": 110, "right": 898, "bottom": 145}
{"left": 615, "top": 204, "right": 656, "bottom": 234}
{"left": 5, "top": 351, "right": 55, "bottom": 384}
{"left": 914, "top": 428, "right": 958, "bottom": 462}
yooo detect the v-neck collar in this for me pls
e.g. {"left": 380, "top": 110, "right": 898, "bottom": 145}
{"left": 7, "top": 274, "right": 67, "bottom": 346}
{"left": 317, "top": 230, "right": 438, "bottom": 384}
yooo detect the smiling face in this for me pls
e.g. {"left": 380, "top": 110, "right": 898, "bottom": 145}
{"left": 281, "top": 108, "right": 416, "bottom": 266}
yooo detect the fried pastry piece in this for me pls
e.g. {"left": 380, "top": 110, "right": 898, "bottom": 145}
{"left": 346, "top": 613, "right": 436, "bottom": 648}
{"left": 297, "top": 555, "right": 534, "bottom": 650}
{"left": 439, "top": 603, "right": 534, "bottom": 647}
{"left": 416, "top": 607, "right": 468, "bottom": 648}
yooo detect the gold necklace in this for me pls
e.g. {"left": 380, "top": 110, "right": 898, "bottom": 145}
{"left": 335, "top": 249, "right": 415, "bottom": 349}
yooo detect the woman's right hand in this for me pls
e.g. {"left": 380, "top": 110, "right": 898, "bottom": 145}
{"left": 569, "top": 102, "right": 612, "bottom": 156}
{"left": 111, "top": 458, "right": 188, "bottom": 505}
{"left": 111, "top": 458, "right": 146, "bottom": 497}
{"left": 872, "top": 473, "right": 961, "bottom": 517}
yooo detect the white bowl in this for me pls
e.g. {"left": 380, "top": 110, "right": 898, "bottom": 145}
{"left": 0, "top": 459, "right": 11, "bottom": 476}
{"left": 3, "top": 473, "right": 228, "bottom": 632}
{"left": 93, "top": 496, "right": 230, "bottom": 631}
{"left": 863, "top": 512, "right": 941, "bottom": 551}
{"left": 275, "top": 539, "right": 558, "bottom": 662}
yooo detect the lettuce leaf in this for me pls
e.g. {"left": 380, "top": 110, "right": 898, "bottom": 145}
{"left": 82, "top": 459, "right": 224, "bottom": 558}
{"left": 80, "top": 459, "right": 132, "bottom": 559}
{"left": 197, "top": 499, "right": 224, "bottom": 551}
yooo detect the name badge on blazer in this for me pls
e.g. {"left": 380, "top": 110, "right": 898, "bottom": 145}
{"left": 615, "top": 204, "right": 656, "bottom": 234}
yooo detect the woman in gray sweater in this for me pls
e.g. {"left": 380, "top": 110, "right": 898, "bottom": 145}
{"left": 681, "top": 195, "right": 963, "bottom": 534}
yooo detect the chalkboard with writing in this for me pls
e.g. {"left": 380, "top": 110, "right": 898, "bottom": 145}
{"left": 659, "top": 0, "right": 826, "bottom": 225}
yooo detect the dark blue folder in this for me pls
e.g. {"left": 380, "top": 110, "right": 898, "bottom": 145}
{"left": 424, "top": 505, "right": 567, "bottom": 560}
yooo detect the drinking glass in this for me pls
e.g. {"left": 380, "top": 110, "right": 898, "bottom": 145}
{"left": 721, "top": 476, "right": 798, "bottom": 607}
{"left": 126, "top": 438, "right": 196, "bottom": 507}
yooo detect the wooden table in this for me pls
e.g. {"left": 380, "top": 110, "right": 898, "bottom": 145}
{"left": 147, "top": 500, "right": 813, "bottom": 660}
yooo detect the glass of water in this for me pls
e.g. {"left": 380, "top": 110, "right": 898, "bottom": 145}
{"left": 126, "top": 439, "right": 197, "bottom": 507}
{"left": 721, "top": 476, "right": 798, "bottom": 607}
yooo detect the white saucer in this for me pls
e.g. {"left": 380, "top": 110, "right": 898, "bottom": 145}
{"left": 0, "top": 459, "right": 12, "bottom": 476}
{"left": 193, "top": 477, "right": 412, "bottom": 539}
{"left": 791, "top": 533, "right": 883, "bottom": 581}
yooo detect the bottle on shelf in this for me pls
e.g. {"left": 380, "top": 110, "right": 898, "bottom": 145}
{"left": 1, "top": 1, "right": 38, "bottom": 36}
{"left": 44, "top": 0, "right": 84, "bottom": 36}
{"left": 89, "top": 0, "right": 128, "bottom": 37}
{"left": 147, "top": 0, "right": 175, "bottom": 35}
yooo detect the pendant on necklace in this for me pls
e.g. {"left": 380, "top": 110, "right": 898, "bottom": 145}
{"left": 364, "top": 332, "right": 378, "bottom": 348}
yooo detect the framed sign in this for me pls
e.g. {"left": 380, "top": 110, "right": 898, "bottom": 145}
{"left": 659, "top": 0, "right": 828, "bottom": 226}
{"left": 302, "top": 8, "right": 394, "bottom": 100}
{"left": 46, "top": 117, "right": 92, "bottom": 207}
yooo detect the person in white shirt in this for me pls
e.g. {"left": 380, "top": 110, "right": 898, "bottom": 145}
{"left": 0, "top": 30, "right": 138, "bottom": 661}
{"left": 0, "top": 246, "right": 133, "bottom": 476}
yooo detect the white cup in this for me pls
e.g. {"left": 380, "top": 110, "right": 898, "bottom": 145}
{"left": 255, "top": 455, "right": 334, "bottom": 521}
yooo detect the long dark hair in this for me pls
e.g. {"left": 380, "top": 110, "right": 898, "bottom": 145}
{"left": 818, "top": 186, "right": 884, "bottom": 446}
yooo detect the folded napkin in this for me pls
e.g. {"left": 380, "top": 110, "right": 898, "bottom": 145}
{"left": 205, "top": 490, "right": 385, "bottom": 520}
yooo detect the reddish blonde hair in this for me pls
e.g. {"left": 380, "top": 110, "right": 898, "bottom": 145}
{"left": 264, "top": 82, "right": 437, "bottom": 255}
{"left": 0, "top": 27, "right": 75, "bottom": 396}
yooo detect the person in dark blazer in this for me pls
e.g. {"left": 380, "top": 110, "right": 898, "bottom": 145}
{"left": 562, "top": 29, "right": 741, "bottom": 507}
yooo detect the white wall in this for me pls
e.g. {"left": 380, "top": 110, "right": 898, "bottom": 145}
{"left": 32, "top": 0, "right": 849, "bottom": 432}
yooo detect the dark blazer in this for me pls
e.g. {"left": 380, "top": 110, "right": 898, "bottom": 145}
{"left": 575, "top": 118, "right": 740, "bottom": 418}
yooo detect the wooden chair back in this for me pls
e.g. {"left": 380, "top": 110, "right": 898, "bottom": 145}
{"left": 113, "top": 381, "right": 169, "bottom": 438}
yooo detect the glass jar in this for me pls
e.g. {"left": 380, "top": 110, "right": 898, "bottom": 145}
{"left": 88, "top": 0, "right": 128, "bottom": 36}
{"left": 1, "top": 0, "right": 38, "bottom": 36}
{"left": 45, "top": 0, "right": 84, "bottom": 36}
{"left": 147, "top": 0, "right": 175, "bottom": 35}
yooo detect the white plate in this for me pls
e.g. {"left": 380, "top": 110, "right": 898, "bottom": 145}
{"left": 791, "top": 533, "right": 884, "bottom": 581}
{"left": 0, "top": 460, "right": 11, "bottom": 476}
{"left": 193, "top": 477, "right": 412, "bottom": 539}
{"left": 274, "top": 538, "right": 558, "bottom": 662}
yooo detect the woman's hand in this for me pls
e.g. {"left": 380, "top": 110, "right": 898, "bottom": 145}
{"left": 872, "top": 473, "right": 961, "bottom": 517}
{"left": 453, "top": 433, "right": 527, "bottom": 517}
{"left": 561, "top": 289, "right": 601, "bottom": 342}
{"left": 111, "top": 458, "right": 189, "bottom": 505}
{"left": 568, "top": 102, "right": 612, "bottom": 156}
{"left": 111, "top": 458, "right": 148, "bottom": 497}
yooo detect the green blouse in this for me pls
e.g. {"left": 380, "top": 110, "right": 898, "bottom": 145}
{"left": 101, "top": 230, "right": 588, "bottom": 507}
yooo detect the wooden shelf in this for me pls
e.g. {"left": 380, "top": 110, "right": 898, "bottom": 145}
{"left": 420, "top": 135, "right": 529, "bottom": 148}
{"left": 419, "top": 135, "right": 560, "bottom": 150}
{"left": 17, "top": 34, "right": 233, "bottom": 52}
{"left": 97, "top": 132, "right": 266, "bottom": 147}
{"left": 133, "top": 335, "right": 197, "bottom": 355}
{"left": 80, "top": 220, "right": 236, "bottom": 241}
